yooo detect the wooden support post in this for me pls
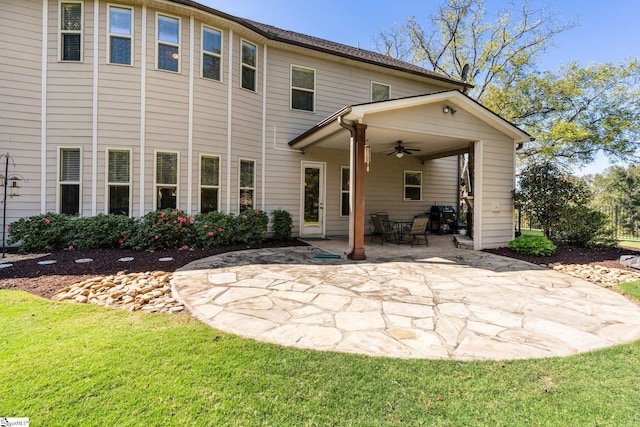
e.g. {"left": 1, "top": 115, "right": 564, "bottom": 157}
{"left": 347, "top": 123, "right": 367, "bottom": 260}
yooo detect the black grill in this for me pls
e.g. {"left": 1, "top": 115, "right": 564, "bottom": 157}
{"left": 430, "top": 205, "right": 457, "bottom": 234}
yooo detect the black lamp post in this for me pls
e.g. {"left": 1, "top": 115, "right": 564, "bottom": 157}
{"left": 1, "top": 153, "right": 21, "bottom": 259}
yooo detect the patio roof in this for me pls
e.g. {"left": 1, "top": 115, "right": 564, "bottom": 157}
{"left": 289, "top": 90, "right": 532, "bottom": 159}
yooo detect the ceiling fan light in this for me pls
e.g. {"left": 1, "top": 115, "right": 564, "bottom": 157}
{"left": 396, "top": 152, "right": 404, "bottom": 158}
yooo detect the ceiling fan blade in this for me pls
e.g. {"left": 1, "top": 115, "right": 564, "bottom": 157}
{"left": 405, "top": 148, "right": 421, "bottom": 152}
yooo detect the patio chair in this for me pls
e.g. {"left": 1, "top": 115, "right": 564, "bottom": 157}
{"left": 370, "top": 213, "right": 395, "bottom": 245}
{"left": 398, "top": 216, "right": 429, "bottom": 247}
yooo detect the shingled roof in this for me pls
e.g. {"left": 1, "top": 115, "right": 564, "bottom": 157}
{"left": 171, "top": 0, "right": 471, "bottom": 88}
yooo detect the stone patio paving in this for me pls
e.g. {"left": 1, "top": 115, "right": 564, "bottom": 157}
{"left": 171, "top": 237, "right": 640, "bottom": 360}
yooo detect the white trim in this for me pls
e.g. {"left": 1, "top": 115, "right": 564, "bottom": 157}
{"left": 226, "top": 30, "right": 233, "bottom": 213}
{"left": 238, "top": 158, "right": 256, "bottom": 212}
{"left": 105, "top": 147, "right": 132, "bottom": 216}
{"left": 154, "top": 150, "right": 180, "bottom": 210}
{"left": 106, "top": 3, "right": 134, "bottom": 66}
{"left": 187, "top": 15, "right": 194, "bottom": 213}
{"left": 91, "top": 0, "right": 98, "bottom": 216}
{"left": 201, "top": 25, "right": 223, "bottom": 82}
{"left": 155, "top": 11, "right": 181, "bottom": 73}
{"left": 403, "top": 170, "right": 422, "bottom": 201}
{"left": 261, "top": 44, "right": 267, "bottom": 210}
{"left": 199, "top": 154, "right": 221, "bottom": 213}
{"left": 139, "top": 4, "right": 147, "bottom": 216}
{"left": 58, "top": 0, "right": 84, "bottom": 62}
{"left": 57, "top": 146, "right": 82, "bottom": 215}
{"left": 41, "top": 0, "right": 48, "bottom": 214}
{"left": 240, "top": 38, "right": 257, "bottom": 92}
{"left": 473, "top": 140, "right": 483, "bottom": 250}
{"left": 290, "top": 64, "right": 316, "bottom": 112}
{"left": 370, "top": 81, "right": 390, "bottom": 102}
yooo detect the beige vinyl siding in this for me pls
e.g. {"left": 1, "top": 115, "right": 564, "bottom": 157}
{"left": 0, "top": 0, "right": 44, "bottom": 222}
{"left": 478, "top": 137, "right": 516, "bottom": 248}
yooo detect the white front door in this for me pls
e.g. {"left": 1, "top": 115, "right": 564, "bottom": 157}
{"left": 300, "top": 162, "right": 325, "bottom": 237}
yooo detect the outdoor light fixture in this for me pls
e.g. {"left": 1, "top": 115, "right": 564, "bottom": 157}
{"left": 1, "top": 153, "right": 26, "bottom": 258}
{"left": 364, "top": 144, "right": 371, "bottom": 172}
{"left": 443, "top": 105, "right": 457, "bottom": 115}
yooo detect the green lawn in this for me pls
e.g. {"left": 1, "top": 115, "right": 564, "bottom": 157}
{"left": 620, "top": 240, "right": 640, "bottom": 250}
{"left": 2, "top": 290, "right": 640, "bottom": 426}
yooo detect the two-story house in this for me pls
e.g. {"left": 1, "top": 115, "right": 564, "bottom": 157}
{"left": 1, "top": 0, "right": 530, "bottom": 258}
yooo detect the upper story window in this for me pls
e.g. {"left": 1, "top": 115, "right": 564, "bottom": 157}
{"left": 157, "top": 14, "right": 180, "bottom": 72}
{"left": 241, "top": 40, "right": 257, "bottom": 91}
{"left": 371, "top": 82, "right": 390, "bottom": 102}
{"left": 59, "top": 147, "right": 81, "bottom": 214}
{"left": 108, "top": 5, "right": 133, "bottom": 65}
{"left": 291, "top": 65, "right": 315, "bottom": 112}
{"left": 60, "top": 2, "right": 82, "bottom": 61}
{"left": 202, "top": 27, "right": 222, "bottom": 81}
{"left": 404, "top": 170, "right": 422, "bottom": 201}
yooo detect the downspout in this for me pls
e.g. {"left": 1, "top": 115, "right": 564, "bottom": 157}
{"left": 338, "top": 116, "right": 356, "bottom": 256}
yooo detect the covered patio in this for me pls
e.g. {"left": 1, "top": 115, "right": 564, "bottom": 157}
{"left": 289, "top": 90, "right": 531, "bottom": 258}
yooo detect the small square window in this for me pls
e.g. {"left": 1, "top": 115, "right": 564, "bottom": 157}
{"left": 371, "top": 82, "right": 390, "bottom": 102}
{"left": 404, "top": 170, "right": 422, "bottom": 201}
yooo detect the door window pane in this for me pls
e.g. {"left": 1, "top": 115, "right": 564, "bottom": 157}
{"left": 304, "top": 167, "right": 320, "bottom": 224}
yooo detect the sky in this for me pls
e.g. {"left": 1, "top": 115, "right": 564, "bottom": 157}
{"left": 197, "top": 0, "right": 640, "bottom": 175}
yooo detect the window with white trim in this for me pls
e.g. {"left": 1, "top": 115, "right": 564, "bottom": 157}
{"left": 239, "top": 159, "right": 255, "bottom": 211}
{"left": 107, "top": 149, "right": 131, "bottom": 215}
{"left": 340, "top": 166, "right": 350, "bottom": 217}
{"left": 155, "top": 151, "right": 178, "bottom": 209}
{"left": 371, "top": 82, "right": 390, "bottom": 102}
{"left": 108, "top": 5, "right": 133, "bottom": 65}
{"left": 404, "top": 170, "right": 422, "bottom": 201}
{"left": 59, "top": 147, "right": 81, "bottom": 214}
{"left": 291, "top": 65, "right": 315, "bottom": 112}
{"left": 202, "top": 27, "right": 222, "bottom": 81}
{"left": 200, "top": 155, "right": 220, "bottom": 213}
{"left": 157, "top": 14, "right": 180, "bottom": 72}
{"left": 241, "top": 40, "right": 257, "bottom": 91}
{"left": 60, "top": 1, "right": 83, "bottom": 61}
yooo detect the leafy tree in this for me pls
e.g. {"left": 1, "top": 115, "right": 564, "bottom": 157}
{"left": 484, "top": 60, "right": 640, "bottom": 164}
{"left": 589, "top": 164, "right": 640, "bottom": 208}
{"left": 514, "top": 161, "right": 615, "bottom": 247}
{"left": 374, "top": 0, "right": 574, "bottom": 101}
{"left": 375, "top": 0, "right": 640, "bottom": 166}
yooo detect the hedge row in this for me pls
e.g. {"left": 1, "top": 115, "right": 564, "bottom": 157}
{"left": 7, "top": 208, "right": 293, "bottom": 253}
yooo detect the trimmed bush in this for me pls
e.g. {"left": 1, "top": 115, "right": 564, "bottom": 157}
{"left": 234, "top": 210, "right": 269, "bottom": 244}
{"left": 68, "top": 214, "right": 136, "bottom": 250}
{"left": 193, "top": 211, "right": 235, "bottom": 247}
{"left": 8, "top": 213, "right": 71, "bottom": 253}
{"left": 126, "top": 209, "right": 195, "bottom": 251}
{"left": 509, "top": 235, "right": 557, "bottom": 257}
{"left": 271, "top": 209, "right": 293, "bottom": 241}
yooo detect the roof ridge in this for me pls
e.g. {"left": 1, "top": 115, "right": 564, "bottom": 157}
{"left": 170, "top": 0, "right": 470, "bottom": 88}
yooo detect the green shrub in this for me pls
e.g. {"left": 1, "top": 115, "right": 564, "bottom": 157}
{"left": 8, "top": 213, "right": 72, "bottom": 253}
{"left": 549, "top": 205, "right": 617, "bottom": 248}
{"left": 271, "top": 209, "right": 293, "bottom": 241}
{"left": 68, "top": 214, "right": 136, "bottom": 250}
{"left": 509, "top": 235, "right": 557, "bottom": 256}
{"left": 127, "top": 209, "right": 194, "bottom": 251}
{"left": 234, "top": 210, "right": 269, "bottom": 244}
{"left": 193, "top": 211, "right": 235, "bottom": 247}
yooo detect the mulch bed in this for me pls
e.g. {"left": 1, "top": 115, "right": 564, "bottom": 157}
{"left": 1, "top": 240, "right": 638, "bottom": 300}
{"left": 0, "top": 240, "right": 306, "bottom": 299}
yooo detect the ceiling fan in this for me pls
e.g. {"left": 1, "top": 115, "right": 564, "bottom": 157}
{"left": 387, "top": 141, "right": 421, "bottom": 158}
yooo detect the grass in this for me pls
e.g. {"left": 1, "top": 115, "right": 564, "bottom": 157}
{"left": 620, "top": 240, "right": 640, "bottom": 249}
{"left": 2, "top": 291, "right": 640, "bottom": 426}
{"left": 616, "top": 281, "right": 640, "bottom": 303}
